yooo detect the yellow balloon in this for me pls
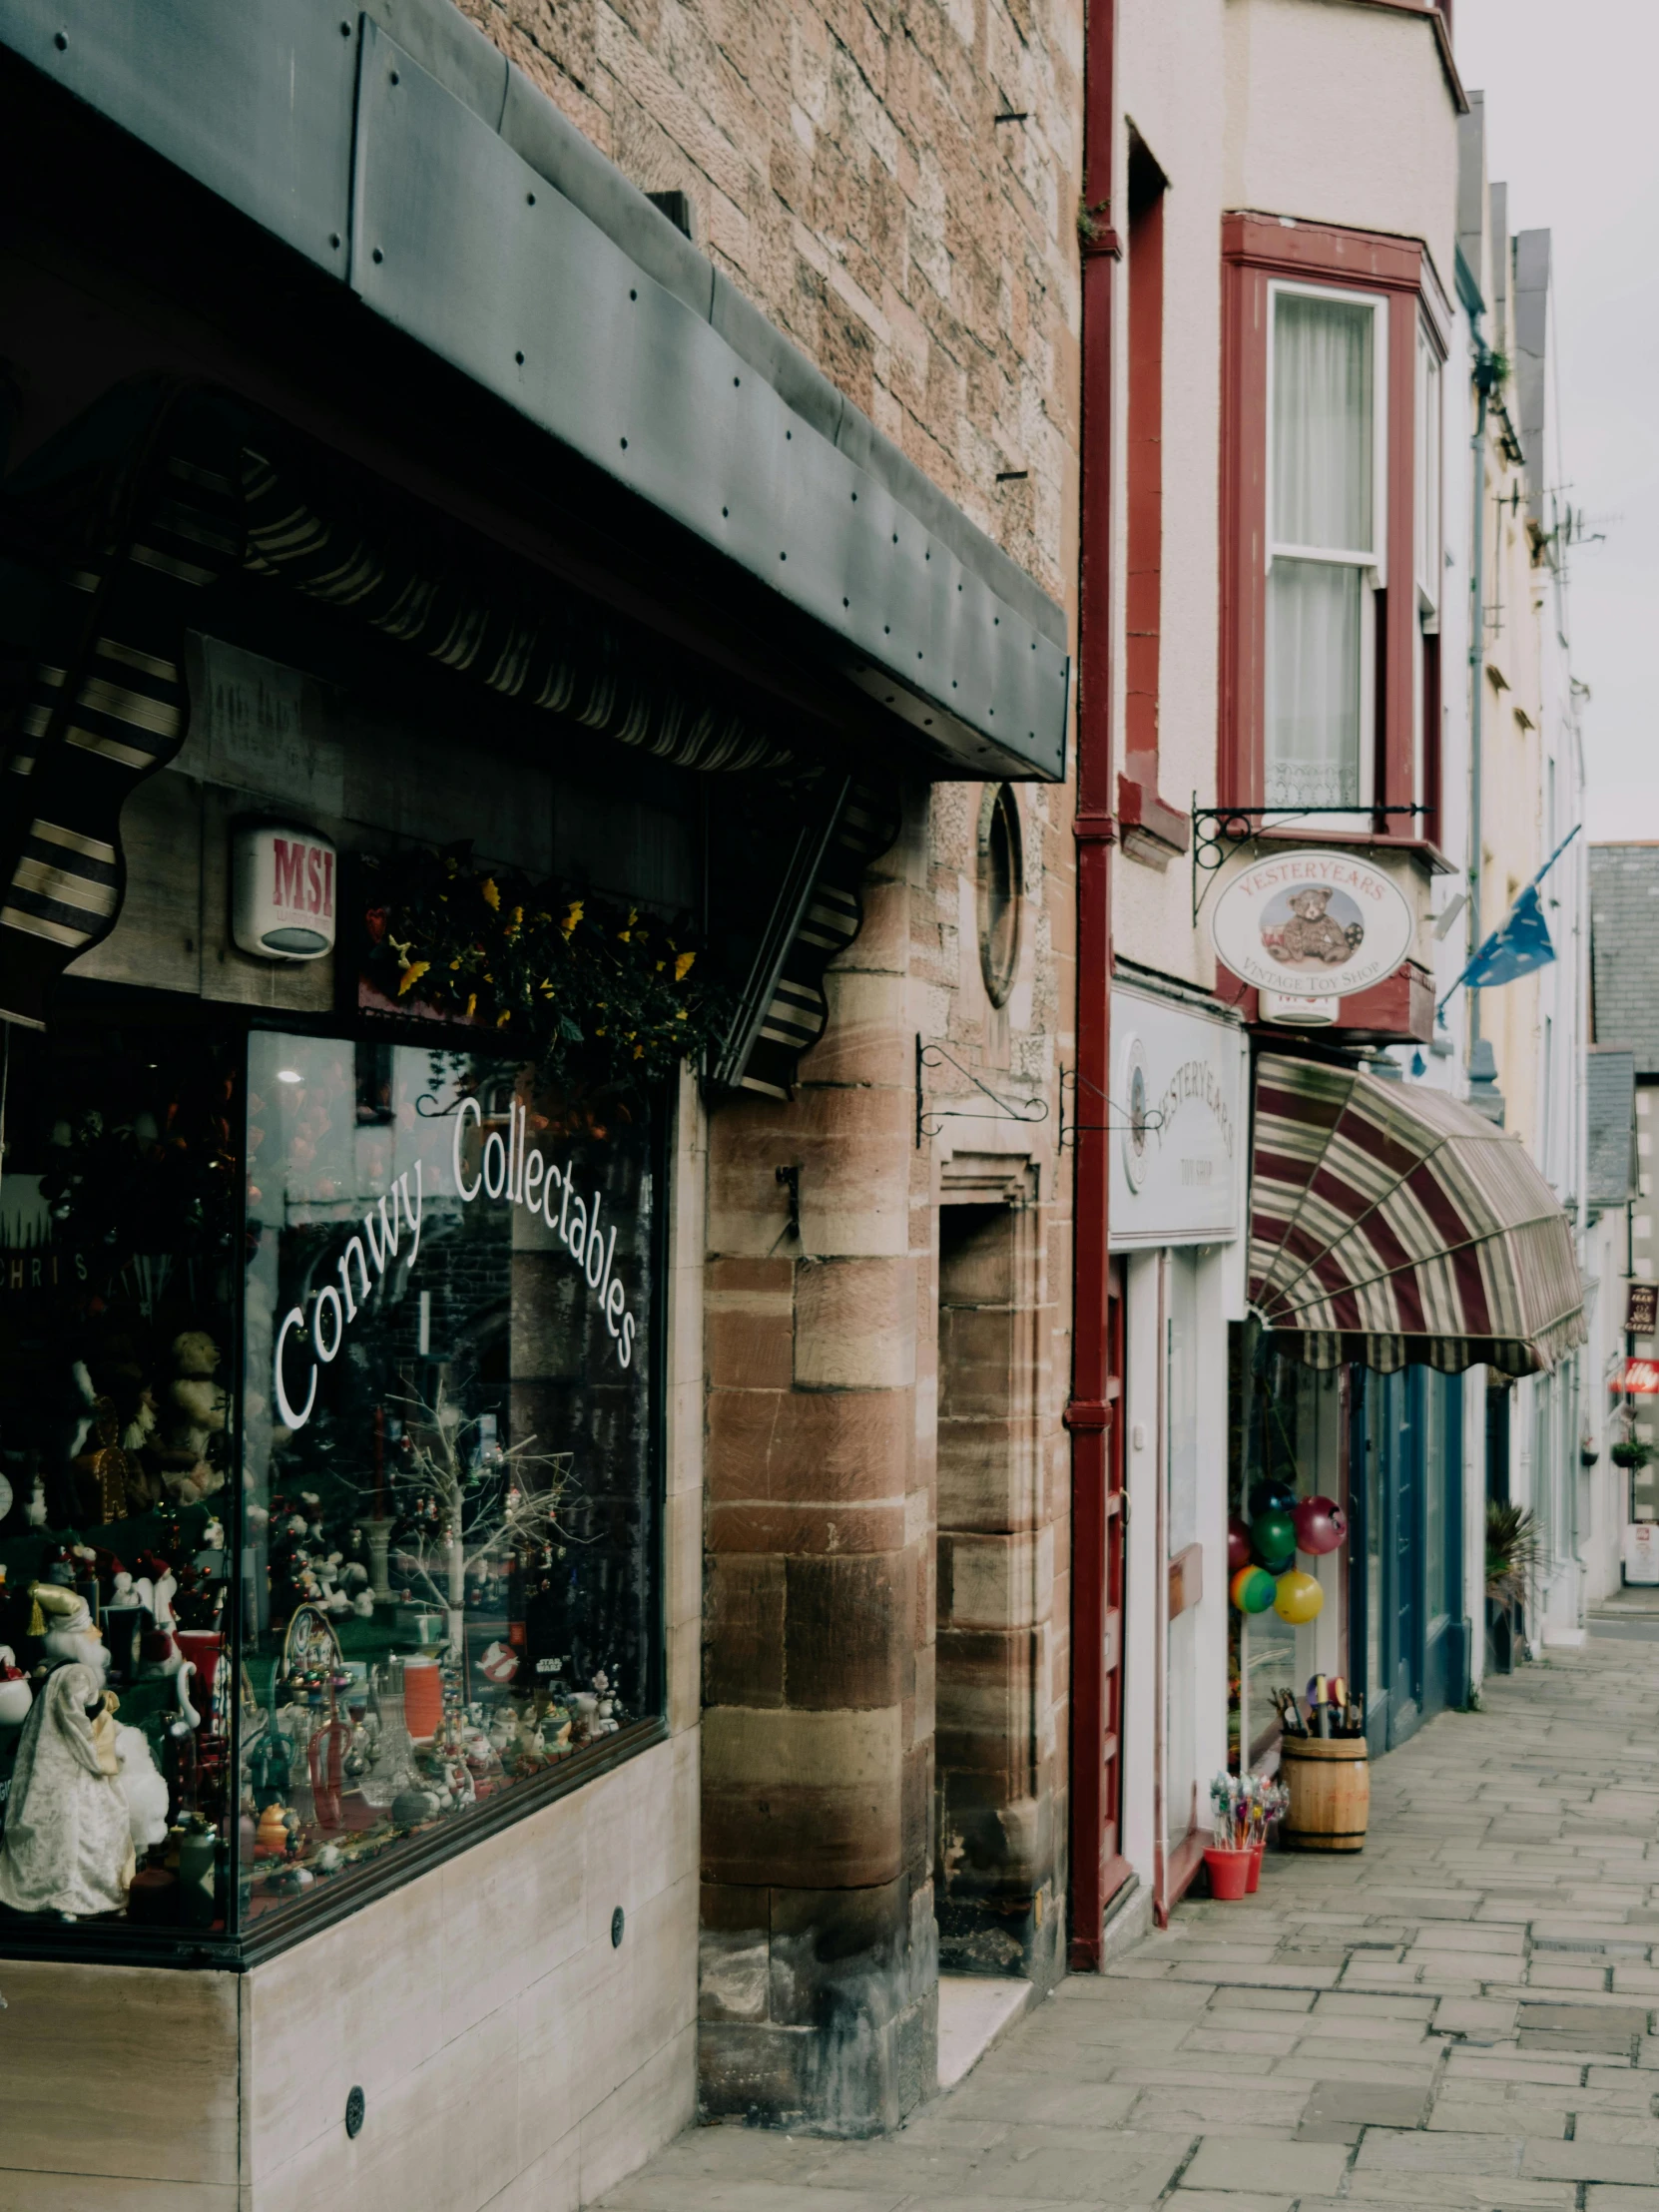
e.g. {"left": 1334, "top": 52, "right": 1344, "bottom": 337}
{"left": 1274, "top": 1568, "right": 1324, "bottom": 1624}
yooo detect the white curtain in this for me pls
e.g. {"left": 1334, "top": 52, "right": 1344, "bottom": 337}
{"left": 1273, "top": 291, "right": 1374, "bottom": 551}
{"left": 1267, "top": 290, "right": 1374, "bottom": 808}
{"left": 1266, "top": 560, "right": 1362, "bottom": 809}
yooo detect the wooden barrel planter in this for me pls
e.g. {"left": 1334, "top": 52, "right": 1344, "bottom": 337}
{"left": 1280, "top": 1737, "right": 1370, "bottom": 1852}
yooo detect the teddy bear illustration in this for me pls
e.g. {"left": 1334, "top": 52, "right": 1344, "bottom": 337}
{"left": 1270, "top": 885, "right": 1363, "bottom": 967}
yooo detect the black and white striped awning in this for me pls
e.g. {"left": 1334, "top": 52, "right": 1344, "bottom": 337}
{"left": 0, "top": 390, "right": 244, "bottom": 1026}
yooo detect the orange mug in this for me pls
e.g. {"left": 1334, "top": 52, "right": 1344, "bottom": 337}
{"left": 402, "top": 1655, "right": 442, "bottom": 1741}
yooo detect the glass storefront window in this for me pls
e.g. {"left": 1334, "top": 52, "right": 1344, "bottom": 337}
{"left": 1227, "top": 1322, "right": 1346, "bottom": 1764}
{"left": 241, "top": 1032, "right": 661, "bottom": 1931}
{"left": 0, "top": 1017, "right": 663, "bottom": 1951}
{"left": 0, "top": 1022, "right": 240, "bottom": 1930}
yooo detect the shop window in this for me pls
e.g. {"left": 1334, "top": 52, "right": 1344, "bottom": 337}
{"left": 977, "top": 785, "right": 1023, "bottom": 1007}
{"left": 0, "top": 1018, "right": 663, "bottom": 1953}
{"left": 0, "top": 1022, "right": 241, "bottom": 1931}
{"left": 241, "top": 1031, "right": 661, "bottom": 1933}
{"left": 1226, "top": 1320, "right": 1347, "bottom": 1766}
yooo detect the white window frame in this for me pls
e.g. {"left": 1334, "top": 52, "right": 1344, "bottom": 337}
{"left": 1263, "top": 278, "right": 1390, "bottom": 823}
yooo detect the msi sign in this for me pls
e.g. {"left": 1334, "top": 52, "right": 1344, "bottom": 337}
{"left": 232, "top": 824, "right": 337, "bottom": 961}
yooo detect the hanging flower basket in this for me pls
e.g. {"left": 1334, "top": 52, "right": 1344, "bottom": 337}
{"left": 360, "top": 843, "right": 726, "bottom": 1096}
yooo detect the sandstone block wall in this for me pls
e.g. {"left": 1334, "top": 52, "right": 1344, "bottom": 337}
{"left": 453, "top": 0, "right": 1083, "bottom": 2135}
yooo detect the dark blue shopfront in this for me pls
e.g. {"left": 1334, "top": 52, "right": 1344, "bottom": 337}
{"left": 1350, "top": 1365, "right": 1467, "bottom": 1751}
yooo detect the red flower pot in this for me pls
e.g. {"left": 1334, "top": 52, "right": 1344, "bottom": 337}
{"left": 1204, "top": 1847, "right": 1252, "bottom": 1902}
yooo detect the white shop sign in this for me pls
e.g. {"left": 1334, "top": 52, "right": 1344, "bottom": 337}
{"left": 1109, "top": 985, "right": 1243, "bottom": 1249}
{"left": 231, "top": 822, "right": 337, "bottom": 960}
{"left": 1210, "top": 848, "right": 1414, "bottom": 1002}
{"left": 1623, "top": 1522, "right": 1659, "bottom": 1587}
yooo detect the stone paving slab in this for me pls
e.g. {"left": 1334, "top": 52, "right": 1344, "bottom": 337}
{"left": 597, "top": 1642, "right": 1659, "bottom": 2211}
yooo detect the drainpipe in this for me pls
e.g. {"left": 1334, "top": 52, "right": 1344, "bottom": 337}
{"left": 1065, "top": 0, "right": 1124, "bottom": 1970}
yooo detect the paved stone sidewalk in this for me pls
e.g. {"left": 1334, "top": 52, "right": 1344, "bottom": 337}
{"left": 598, "top": 1637, "right": 1659, "bottom": 2210}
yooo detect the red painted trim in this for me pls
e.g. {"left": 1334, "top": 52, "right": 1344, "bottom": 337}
{"left": 1422, "top": 630, "right": 1442, "bottom": 849}
{"left": 1217, "top": 251, "right": 1267, "bottom": 810}
{"left": 1124, "top": 168, "right": 1173, "bottom": 845}
{"left": 1163, "top": 1825, "right": 1209, "bottom": 1918}
{"left": 1117, "top": 772, "right": 1190, "bottom": 858}
{"left": 1382, "top": 294, "right": 1417, "bottom": 813}
{"left": 1221, "top": 958, "right": 1435, "bottom": 1044}
{"left": 1068, "top": 0, "right": 1130, "bottom": 1972}
{"left": 1224, "top": 212, "right": 1425, "bottom": 293}
{"left": 1246, "top": 821, "right": 1456, "bottom": 873}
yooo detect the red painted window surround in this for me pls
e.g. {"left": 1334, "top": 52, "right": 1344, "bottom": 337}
{"left": 1217, "top": 212, "right": 1449, "bottom": 861}
{"left": 1118, "top": 137, "right": 1189, "bottom": 865}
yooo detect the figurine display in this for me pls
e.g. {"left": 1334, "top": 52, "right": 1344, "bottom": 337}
{"left": 0, "top": 1665, "right": 136, "bottom": 1918}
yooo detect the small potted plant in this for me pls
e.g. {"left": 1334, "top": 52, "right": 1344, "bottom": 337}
{"left": 1611, "top": 1436, "right": 1652, "bottom": 1471}
{"left": 1485, "top": 1500, "right": 1538, "bottom": 1676}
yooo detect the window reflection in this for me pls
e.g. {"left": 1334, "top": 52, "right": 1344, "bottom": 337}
{"left": 241, "top": 1032, "right": 660, "bottom": 1923}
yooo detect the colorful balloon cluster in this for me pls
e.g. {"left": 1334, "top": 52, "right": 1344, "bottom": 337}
{"left": 1228, "top": 1481, "right": 1347, "bottom": 1623}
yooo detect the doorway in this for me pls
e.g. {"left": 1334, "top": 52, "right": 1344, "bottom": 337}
{"left": 933, "top": 1173, "right": 1059, "bottom": 1986}
{"left": 1350, "top": 1364, "right": 1463, "bottom": 1751}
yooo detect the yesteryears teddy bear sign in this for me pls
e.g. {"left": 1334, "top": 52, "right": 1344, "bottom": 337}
{"left": 1208, "top": 849, "right": 1415, "bottom": 1002}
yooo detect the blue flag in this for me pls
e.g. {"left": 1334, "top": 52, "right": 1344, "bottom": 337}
{"left": 1437, "top": 824, "right": 1579, "bottom": 1017}
{"left": 1461, "top": 882, "right": 1556, "bottom": 989}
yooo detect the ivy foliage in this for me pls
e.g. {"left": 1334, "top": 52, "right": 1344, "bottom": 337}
{"left": 362, "top": 843, "right": 724, "bottom": 1094}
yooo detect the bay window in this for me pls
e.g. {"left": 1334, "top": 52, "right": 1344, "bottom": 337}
{"left": 1266, "top": 284, "right": 1386, "bottom": 813}
{"left": 1414, "top": 320, "right": 1444, "bottom": 821}
{"left": 1221, "top": 214, "right": 1449, "bottom": 849}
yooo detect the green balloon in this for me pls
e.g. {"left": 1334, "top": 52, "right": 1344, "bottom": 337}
{"left": 1251, "top": 1510, "right": 1296, "bottom": 1570}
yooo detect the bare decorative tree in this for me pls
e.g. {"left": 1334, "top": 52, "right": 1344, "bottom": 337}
{"left": 385, "top": 1376, "right": 579, "bottom": 1659}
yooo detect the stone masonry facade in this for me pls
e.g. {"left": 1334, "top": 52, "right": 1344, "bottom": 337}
{"left": 457, "top": 0, "right": 1084, "bottom": 2137}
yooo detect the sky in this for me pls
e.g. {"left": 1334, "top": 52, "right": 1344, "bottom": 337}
{"left": 1452, "top": 1, "right": 1659, "bottom": 841}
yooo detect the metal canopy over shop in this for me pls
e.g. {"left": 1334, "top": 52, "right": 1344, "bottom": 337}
{"left": 0, "top": 382, "right": 901, "bottom": 1101}
{"left": 1249, "top": 1052, "right": 1587, "bottom": 1377}
{"left": 0, "top": 0, "right": 1069, "bottom": 785}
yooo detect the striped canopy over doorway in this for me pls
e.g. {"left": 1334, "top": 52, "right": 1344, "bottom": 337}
{"left": 1250, "top": 1052, "right": 1587, "bottom": 1377}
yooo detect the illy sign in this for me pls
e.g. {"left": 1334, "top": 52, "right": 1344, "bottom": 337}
{"left": 232, "top": 824, "right": 337, "bottom": 961}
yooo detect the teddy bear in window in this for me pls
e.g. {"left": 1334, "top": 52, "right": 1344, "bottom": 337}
{"left": 156, "top": 1331, "right": 229, "bottom": 1505}
{"left": 1272, "top": 886, "right": 1364, "bottom": 968}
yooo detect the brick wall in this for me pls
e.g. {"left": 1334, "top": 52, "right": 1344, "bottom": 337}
{"left": 456, "top": 0, "right": 1084, "bottom": 611}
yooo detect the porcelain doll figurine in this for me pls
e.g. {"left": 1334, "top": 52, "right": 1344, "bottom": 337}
{"left": 31, "top": 1583, "right": 111, "bottom": 1687}
{"left": 0, "top": 1646, "right": 32, "bottom": 1729}
{"left": 0, "top": 1664, "right": 136, "bottom": 1917}
{"left": 115, "top": 1720, "right": 170, "bottom": 1852}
